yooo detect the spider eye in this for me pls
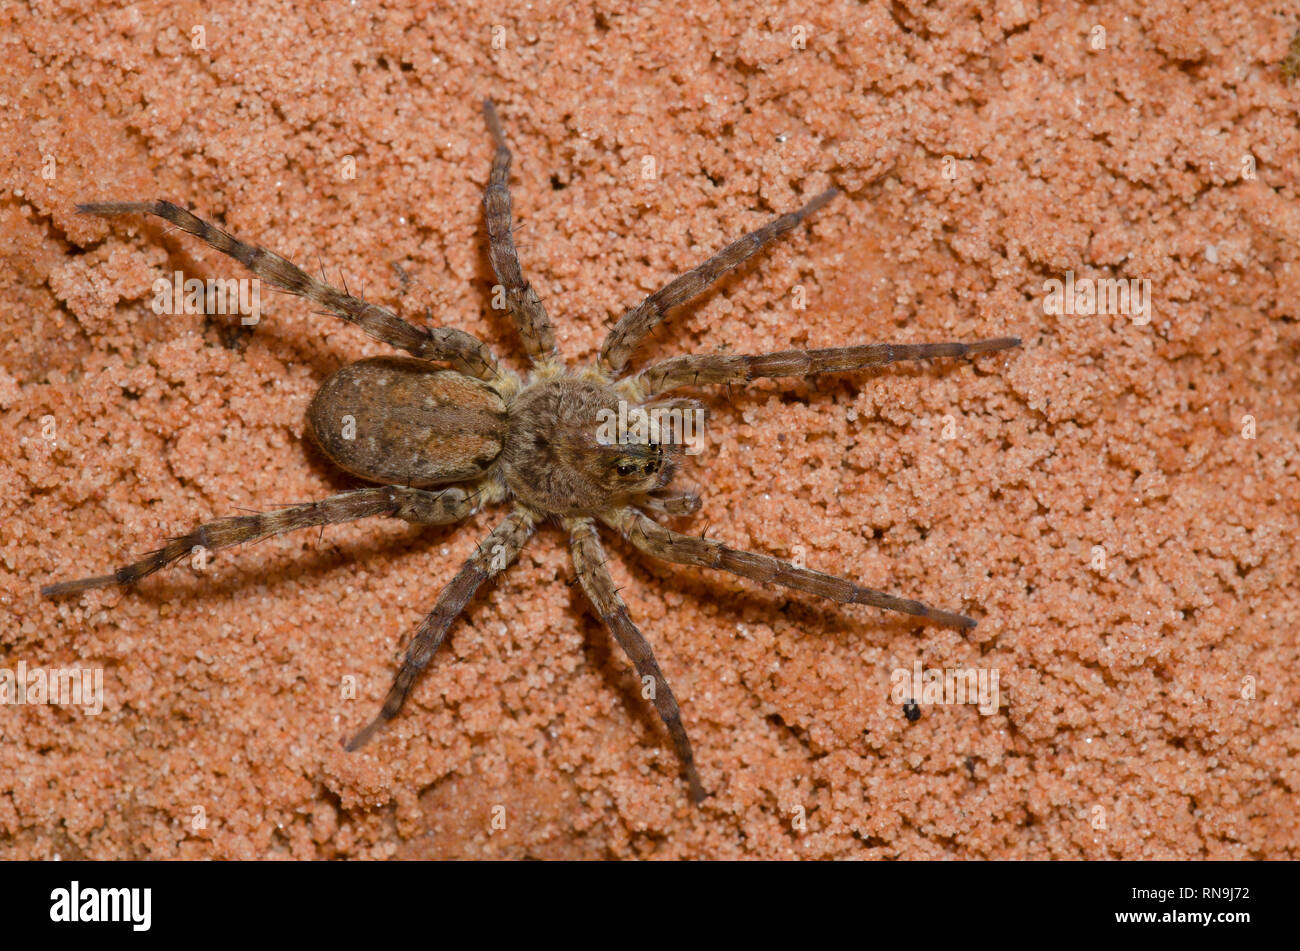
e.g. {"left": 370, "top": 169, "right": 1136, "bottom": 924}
{"left": 616, "top": 462, "right": 638, "bottom": 477}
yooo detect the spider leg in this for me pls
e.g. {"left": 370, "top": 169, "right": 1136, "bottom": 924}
{"left": 598, "top": 188, "right": 839, "bottom": 375}
{"left": 567, "top": 518, "right": 706, "bottom": 803}
{"left": 345, "top": 506, "right": 536, "bottom": 751}
{"left": 76, "top": 201, "right": 505, "bottom": 382}
{"left": 621, "top": 337, "right": 1023, "bottom": 400}
{"left": 637, "top": 487, "right": 702, "bottom": 517}
{"left": 41, "top": 485, "right": 480, "bottom": 597}
{"left": 481, "top": 98, "right": 558, "bottom": 364}
{"left": 603, "top": 507, "right": 976, "bottom": 629}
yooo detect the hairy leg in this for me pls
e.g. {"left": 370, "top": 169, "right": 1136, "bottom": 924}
{"left": 598, "top": 188, "right": 839, "bottom": 375}
{"left": 41, "top": 485, "right": 482, "bottom": 597}
{"left": 482, "top": 98, "right": 558, "bottom": 363}
{"left": 345, "top": 506, "right": 536, "bottom": 751}
{"left": 567, "top": 518, "right": 706, "bottom": 803}
{"left": 637, "top": 487, "right": 702, "bottom": 517}
{"left": 77, "top": 201, "right": 504, "bottom": 381}
{"left": 603, "top": 507, "right": 976, "bottom": 629}
{"left": 620, "top": 337, "right": 1022, "bottom": 401}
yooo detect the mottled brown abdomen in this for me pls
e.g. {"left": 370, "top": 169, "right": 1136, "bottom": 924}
{"left": 308, "top": 356, "right": 507, "bottom": 487}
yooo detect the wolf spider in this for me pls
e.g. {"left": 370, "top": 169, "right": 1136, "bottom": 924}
{"left": 45, "top": 99, "right": 1019, "bottom": 803}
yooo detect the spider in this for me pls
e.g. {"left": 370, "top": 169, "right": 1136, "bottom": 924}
{"left": 44, "top": 99, "right": 1020, "bottom": 803}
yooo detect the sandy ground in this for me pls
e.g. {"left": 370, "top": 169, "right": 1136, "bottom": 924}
{"left": 2, "top": 0, "right": 1297, "bottom": 859}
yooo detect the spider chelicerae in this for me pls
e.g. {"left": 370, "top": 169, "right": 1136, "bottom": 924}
{"left": 45, "top": 99, "right": 1019, "bottom": 803}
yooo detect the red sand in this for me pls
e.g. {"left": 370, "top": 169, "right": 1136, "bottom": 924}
{"left": 2, "top": 1, "right": 1297, "bottom": 858}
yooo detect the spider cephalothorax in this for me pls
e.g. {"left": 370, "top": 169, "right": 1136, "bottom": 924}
{"left": 45, "top": 99, "right": 1019, "bottom": 803}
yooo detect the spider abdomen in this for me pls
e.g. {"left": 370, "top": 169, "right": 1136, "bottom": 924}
{"left": 308, "top": 356, "right": 507, "bottom": 487}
